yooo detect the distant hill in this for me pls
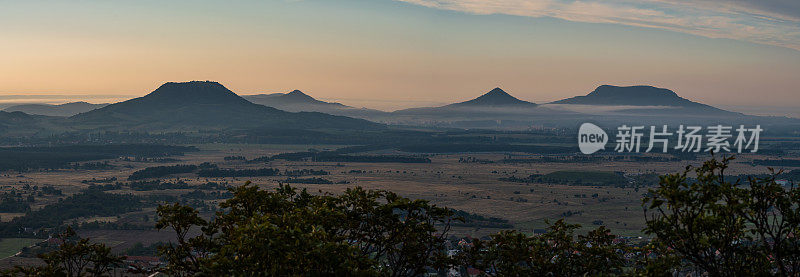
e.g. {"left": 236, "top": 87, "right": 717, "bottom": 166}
{"left": 550, "top": 85, "right": 738, "bottom": 116}
{"left": 396, "top": 87, "right": 539, "bottom": 114}
{"left": 0, "top": 111, "right": 36, "bottom": 128}
{"left": 243, "top": 90, "right": 349, "bottom": 111}
{"left": 387, "top": 87, "right": 561, "bottom": 129}
{"left": 552, "top": 85, "right": 716, "bottom": 107}
{"left": 447, "top": 87, "right": 537, "bottom": 107}
{"left": 70, "top": 81, "right": 382, "bottom": 131}
{"left": 0, "top": 111, "right": 62, "bottom": 136}
{"left": 243, "top": 90, "right": 386, "bottom": 118}
{"left": 4, "top": 102, "right": 108, "bottom": 117}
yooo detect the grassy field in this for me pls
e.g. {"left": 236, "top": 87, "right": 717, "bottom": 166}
{"left": 0, "top": 238, "right": 41, "bottom": 258}
{"left": 0, "top": 143, "right": 793, "bottom": 252}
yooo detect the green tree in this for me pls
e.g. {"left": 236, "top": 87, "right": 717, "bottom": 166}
{"left": 643, "top": 156, "right": 800, "bottom": 276}
{"left": 458, "top": 219, "right": 628, "bottom": 276}
{"left": 4, "top": 227, "right": 121, "bottom": 277}
{"left": 156, "top": 182, "right": 456, "bottom": 276}
{"left": 737, "top": 168, "right": 800, "bottom": 275}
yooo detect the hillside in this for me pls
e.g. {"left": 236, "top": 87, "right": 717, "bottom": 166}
{"left": 554, "top": 85, "right": 729, "bottom": 109}
{"left": 243, "top": 90, "right": 385, "bottom": 118}
{"left": 386, "top": 87, "right": 568, "bottom": 129}
{"left": 4, "top": 102, "right": 108, "bottom": 117}
{"left": 69, "top": 81, "right": 382, "bottom": 131}
{"left": 447, "top": 87, "right": 537, "bottom": 107}
{"left": 0, "top": 111, "right": 63, "bottom": 136}
{"left": 244, "top": 90, "right": 344, "bottom": 108}
{"left": 243, "top": 90, "right": 349, "bottom": 112}
{"left": 395, "top": 87, "right": 539, "bottom": 114}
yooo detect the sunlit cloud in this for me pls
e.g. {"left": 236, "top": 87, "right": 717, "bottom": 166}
{"left": 396, "top": 0, "right": 800, "bottom": 50}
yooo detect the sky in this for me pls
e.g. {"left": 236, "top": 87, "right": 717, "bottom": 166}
{"left": 1, "top": 0, "right": 799, "bottom": 114}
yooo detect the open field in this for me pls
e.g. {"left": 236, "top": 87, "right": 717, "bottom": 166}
{"left": 0, "top": 133, "right": 795, "bottom": 274}
{"left": 0, "top": 238, "right": 40, "bottom": 258}
{"left": 1, "top": 142, "right": 796, "bottom": 245}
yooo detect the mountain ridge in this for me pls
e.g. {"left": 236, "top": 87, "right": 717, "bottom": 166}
{"left": 242, "top": 90, "right": 385, "bottom": 119}
{"left": 553, "top": 85, "right": 708, "bottom": 107}
{"left": 395, "top": 87, "right": 538, "bottom": 114}
{"left": 4, "top": 102, "right": 109, "bottom": 117}
{"left": 447, "top": 87, "right": 537, "bottom": 107}
{"left": 243, "top": 90, "right": 348, "bottom": 109}
{"left": 70, "top": 81, "right": 382, "bottom": 130}
{"left": 549, "top": 85, "right": 738, "bottom": 116}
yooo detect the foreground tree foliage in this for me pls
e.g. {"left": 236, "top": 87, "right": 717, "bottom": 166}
{"left": 4, "top": 227, "right": 122, "bottom": 277}
{"left": 156, "top": 182, "right": 455, "bottom": 276}
{"left": 643, "top": 156, "right": 800, "bottom": 276}
{"left": 457, "top": 220, "right": 628, "bottom": 276}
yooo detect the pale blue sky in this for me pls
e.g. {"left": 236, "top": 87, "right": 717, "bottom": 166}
{"left": 1, "top": 0, "right": 798, "bottom": 112}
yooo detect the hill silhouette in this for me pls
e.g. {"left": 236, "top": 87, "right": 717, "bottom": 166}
{"left": 4, "top": 102, "right": 108, "bottom": 117}
{"left": 550, "top": 85, "right": 737, "bottom": 115}
{"left": 243, "top": 90, "right": 348, "bottom": 110}
{"left": 553, "top": 85, "right": 707, "bottom": 107}
{"left": 387, "top": 87, "right": 556, "bottom": 128}
{"left": 448, "top": 87, "right": 537, "bottom": 107}
{"left": 281, "top": 90, "right": 333, "bottom": 104}
{"left": 0, "top": 111, "right": 62, "bottom": 136}
{"left": 395, "top": 87, "right": 539, "bottom": 114}
{"left": 70, "top": 81, "right": 382, "bottom": 130}
{"left": 243, "top": 90, "right": 386, "bottom": 118}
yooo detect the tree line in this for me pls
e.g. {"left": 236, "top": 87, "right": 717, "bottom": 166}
{"left": 0, "top": 189, "right": 142, "bottom": 237}
{"left": 0, "top": 144, "right": 196, "bottom": 172}
{"left": 128, "top": 165, "right": 198, "bottom": 180}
